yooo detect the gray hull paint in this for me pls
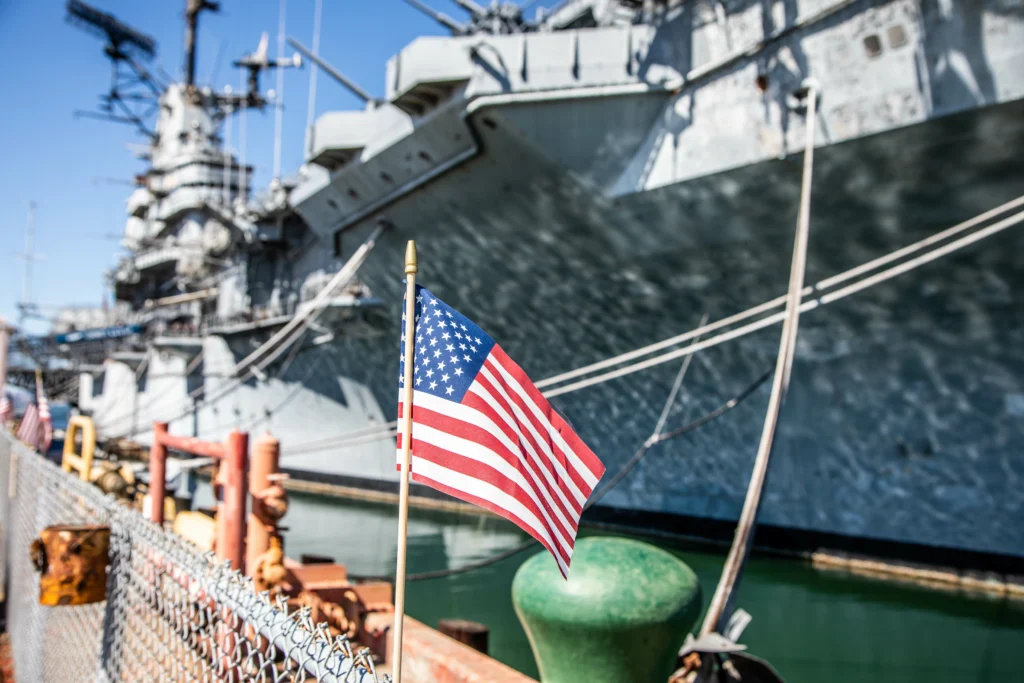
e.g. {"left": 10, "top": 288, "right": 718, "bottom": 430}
{"left": 309, "top": 96, "right": 1024, "bottom": 559}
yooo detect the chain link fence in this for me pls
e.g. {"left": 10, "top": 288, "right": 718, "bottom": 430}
{"left": 0, "top": 431, "right": 389, "bottom": 682}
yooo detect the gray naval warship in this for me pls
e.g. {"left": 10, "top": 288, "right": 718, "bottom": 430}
{"left": 71, "top": 0, "right": 1024, "bottom": 566}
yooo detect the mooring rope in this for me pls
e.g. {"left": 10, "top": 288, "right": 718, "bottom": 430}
{"left": 700, "top": 80, "right": 817, "bottom": 637}
{"left": 543, "top": 206, "right": 1024, "bottom": 398}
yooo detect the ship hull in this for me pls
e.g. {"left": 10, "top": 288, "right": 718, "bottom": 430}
{"left": 308, "top": 95, "right": 1024, "bottom": 560}
{"left": 89, "top": 96, "right": 1024, "bottom": 562}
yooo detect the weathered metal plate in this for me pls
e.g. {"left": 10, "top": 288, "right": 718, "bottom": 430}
{"left": 33, "top": 525, "right": 110, "bottom": 606}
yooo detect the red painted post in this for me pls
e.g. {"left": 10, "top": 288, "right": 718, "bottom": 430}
{"left": 218, "top": 430, "right": 249, "bottom": 571}
{"left": 150, "top": 422, "right": 169, "bottom": 525}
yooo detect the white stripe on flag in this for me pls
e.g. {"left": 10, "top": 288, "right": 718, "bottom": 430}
{"left": 465, "top": 379, "right": 586, "bottom": 513}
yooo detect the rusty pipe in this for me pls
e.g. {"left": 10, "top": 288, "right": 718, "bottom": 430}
{"left": 218, "top": 430, "right": 248, "bottom": 571}
{"left": 157, "top": 432, "right": 227, "bottom": 459}
{"left": 150, "top": 422, "right": 169, "bottom": 525}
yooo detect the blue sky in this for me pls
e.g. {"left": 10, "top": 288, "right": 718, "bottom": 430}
{"left": 0, "top": 0, "right": 525, "bottom": 334}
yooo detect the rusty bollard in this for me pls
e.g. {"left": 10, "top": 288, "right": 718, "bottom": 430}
{"left": 30, "top": 525, "right": 111, "bottom": 606}
{"left": 246, "top": 432, "right": 289, "bottom": 591}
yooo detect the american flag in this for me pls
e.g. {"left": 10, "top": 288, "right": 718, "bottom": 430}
{"left": 397, "top": 286, "right": 605, "bottom": 577}
{"left": 0, "top": 393, "right": 12, "bottom": 426}
{"left": 17, "top": 402, "right": 41, "bottom": 450}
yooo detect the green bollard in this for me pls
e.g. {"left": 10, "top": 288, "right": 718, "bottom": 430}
{"left": 512, "top": 536, "right": 701, "bottom": 683}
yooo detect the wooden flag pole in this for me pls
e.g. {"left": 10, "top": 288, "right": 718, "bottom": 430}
{"left": 391, "top": 240, "right": 418, "bottom": 682}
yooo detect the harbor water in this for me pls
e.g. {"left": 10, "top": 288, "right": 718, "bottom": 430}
{"left": 198, "top": 483, "right": 1024, "bottom": 682}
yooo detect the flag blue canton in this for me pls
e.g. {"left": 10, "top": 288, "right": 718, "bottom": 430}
{"left": 399, "top": 285, "right": 496, "bottom": 403}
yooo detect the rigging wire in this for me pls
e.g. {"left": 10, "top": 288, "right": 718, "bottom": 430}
{"left": 238, "top": 69, "right": 248, "bottom": 204}
{"left": 206, "top": 340, "right": 326, "bottom": 435}
{"left": 223, "top": 97, "right": 234, "bottom": 205}
{"left": 101, "top": 226, "right": 385, "bottom": 439}
{"left": 652, "top": 312, "right": 708, "bottom": 439}
{"left": 231, "top": 225, "right": 384, "bottom": 377}
{"left": 305, "top": 0, "right": 323, "bottom": 134}
{"left": 534, "top": 193, "right": 1024, "bottom": 391}
{"left": 272, "top": 0, "right": 287, "bottom": 181}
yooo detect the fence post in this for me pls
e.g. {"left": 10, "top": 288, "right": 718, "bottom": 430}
{"left": 218, "top": 430, "right": 248, "bottom": 571}
{"left": 150, "top": 422, "right": 168, "bottom": 525}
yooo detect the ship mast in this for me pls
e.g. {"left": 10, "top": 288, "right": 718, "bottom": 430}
{"left": 15, "top": 202, "right": 45, "bottom": 325}
{"left": 184, "top": 0, "right": 220, "bottom": 89}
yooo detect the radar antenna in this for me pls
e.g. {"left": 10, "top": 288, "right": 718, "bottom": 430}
{"left": 232, "top": 32, "right": 303, "bottom": 108}
{"left": 66, "top": 0, "right": 162, "bottom": 138}
{"left": 184, "top": 0, "right": 221, "bottom": 88}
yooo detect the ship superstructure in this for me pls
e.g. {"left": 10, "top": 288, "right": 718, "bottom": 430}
{"left": 66, "top": 0, "right": 391, "bottom": 467}
{"left": 76, "top": 0, "right": 1024, "bottom": 563}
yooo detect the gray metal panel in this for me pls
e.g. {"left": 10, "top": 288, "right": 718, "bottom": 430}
{"left": 293, "top": 105, "right": 477, "bottom": 241}
{"left": 490, "top": 93, "right": 670, "bottom": 189}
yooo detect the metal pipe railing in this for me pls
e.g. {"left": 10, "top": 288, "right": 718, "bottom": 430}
{"left": 150, "top": 421, "right": 249, "bottom": 571}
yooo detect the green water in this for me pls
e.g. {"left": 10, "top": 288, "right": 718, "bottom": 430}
{"left": 211, "top": 485, "right": 1024, "bottom": 682}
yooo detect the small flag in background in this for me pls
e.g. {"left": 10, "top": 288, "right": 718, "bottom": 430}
{"left": 0, "top": 394, "right": 12, "bottom": 426}
{"left": 17, "top": 402, "right": 40, "bottom": 450}
{"left": 37, "top": 387, "right": 53, "bottom": 454}
{"left": 397, "top": 285, "right": 605, "bottom": 578}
